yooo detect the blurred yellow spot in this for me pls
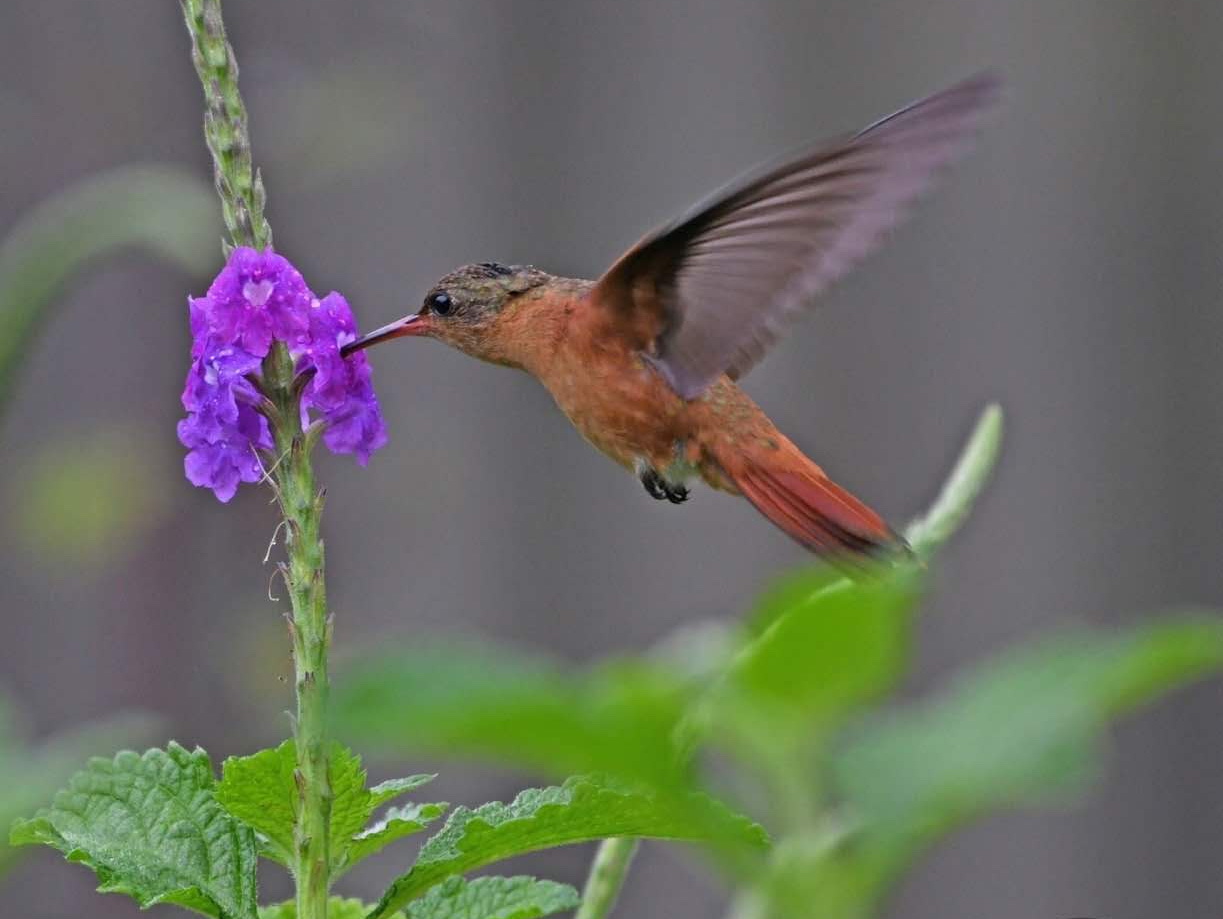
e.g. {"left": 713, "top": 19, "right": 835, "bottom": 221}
{"left": 12, "top": 428, "right": 168, "bottom": 568}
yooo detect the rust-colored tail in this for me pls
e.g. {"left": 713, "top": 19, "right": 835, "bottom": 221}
{"left": 710, "top": 439, "right": 901, "bottom": 561}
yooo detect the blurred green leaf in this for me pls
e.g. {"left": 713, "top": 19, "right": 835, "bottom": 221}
{"left": 723, "top": 568, "right": 920, "bottom": 727}
{"left": 684, "top": 567, "right": 919, "bottom": 836}
{"left": 905, "top": 404, "right": 1003, "bottom": 559}
{"left": 369, "top": 775, "right": 768, "bottom": 919}
{"left": 744, "top": 566, "right": 846, "bottom": 639}
{"left": 12, "top": 426, "right": 169, "bottom": 567}
{"left": 742, "top": 831, "right": 881, "bottom": 919}
{"left": 0, "top": 164, "right": 217, "bottom": 407}
{"left": 216, "top": 740, "right": 442, "bottom": 874}
{"left": 732, "top": 615, "right": 1223, "bottom": 919}
{"left": 833, "top": 615, "right": 1223, "bottom": 859}
{"left": 335, "top": 644, "right": 690, "bottom": 789}
{"left": 10, "top": 743, "right": 257, "bottom": 919}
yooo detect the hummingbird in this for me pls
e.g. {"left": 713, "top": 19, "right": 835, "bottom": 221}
{"left": 344, "top": 73, "right": 998, "bottom": 562}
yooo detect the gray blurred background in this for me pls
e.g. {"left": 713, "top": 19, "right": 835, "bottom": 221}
{"left": 2, "top": 2, "right": 1222, "bottom": 917}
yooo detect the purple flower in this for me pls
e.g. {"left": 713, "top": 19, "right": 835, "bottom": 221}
{"left": 179, "top": 248, "right": 388, "bottom": 501}
{"left": 178, "top": 401, "right": 270, "bottom": 503}
{"left": 196, "top": 247, "right": 313, "bottom": 356}
{"left": 317, "top": 370, "right": 389, "bottom": 465}
{"left": 297, "top": 292, "right": 358, "bottom": 411}
{"left": 296, "top": 292, "right": 389, "bottom": 464}
{"left": 181, "top": 341, "right": 264, "bottom": 442}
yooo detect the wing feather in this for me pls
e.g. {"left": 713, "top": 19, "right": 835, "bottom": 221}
{"left": 593, "top": 72, "right": 1001, "bottom": 399}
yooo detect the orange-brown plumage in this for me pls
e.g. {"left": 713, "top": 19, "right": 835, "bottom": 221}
{"left": 343, "top": 73, "right": 999, "bottom": 563}
{"left": 485, "top": 280, "right": 897, "bottom": 556}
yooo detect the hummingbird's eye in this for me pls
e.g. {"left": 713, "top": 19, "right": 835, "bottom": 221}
{"left": 428, "top": 291, "right": 453, "bottom": 316}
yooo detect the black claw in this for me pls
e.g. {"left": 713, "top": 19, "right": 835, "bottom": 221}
{"left": 640, "top": 467, "right": 690, "bottom": 504}
{"left": 640, "top": 469, "right": 668, "bottom": 501}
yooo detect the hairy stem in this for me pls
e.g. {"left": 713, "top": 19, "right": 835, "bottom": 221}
{"left": 268, "top": 344, "right": 332, "bottom": 919}
{"left": 181, "top": 4, "right": 329, "bottom": 919}
{"left": 180, "top": 0, "right": 271, "bottom": 252}
{"left": 575, "top": 838, "right": 640, "bottom": 919}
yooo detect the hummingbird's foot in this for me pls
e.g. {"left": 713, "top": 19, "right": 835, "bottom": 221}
{"left": 640, "top": 468, "right": 668, "bottom": 500}
{"left": 640, "top": 468, "right": 689, "bottom": 504}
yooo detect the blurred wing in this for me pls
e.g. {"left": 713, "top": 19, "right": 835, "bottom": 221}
{"left": 593, "top": 72, "right": 1001, "bottom": 399}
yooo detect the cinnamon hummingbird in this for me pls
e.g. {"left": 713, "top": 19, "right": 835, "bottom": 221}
{"left": 343, "top": 73, "right": 999, "bottom": 562}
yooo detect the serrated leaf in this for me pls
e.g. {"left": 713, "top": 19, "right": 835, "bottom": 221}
{"left": 370, "top": 775, "right": 766, "bottom": 919}
{"left": 215, "top": 741, "right": 298, "bottom": 865}
{"left": 834, "top": 616, "right": 1223, "bottom": 857}
{"left": 259, "top": 878, "right": 574, "bottom": 919}
{"left": 216, "top": 740, "right": 441, "bottom": 874}
{"left": 406, "top": 875, "right": 580, "bottom": 919}
{"left": 348, "top": 802, "right": 449, "bottom": 866}
{"left": 328, "top": 745, "right": 390, "bottom": 852}
{"left": 370, "top": 774, "right": 438, "bottom": 809}
{"left": 10, "top": 743, "right": 257, "bottom": 919}
{"left": 334, "top": 643, "right": 690, "bottom": 789}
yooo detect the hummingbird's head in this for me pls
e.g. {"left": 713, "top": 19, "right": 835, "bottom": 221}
{"left": 342, "top": 262, "right": 550, "bottom": 364}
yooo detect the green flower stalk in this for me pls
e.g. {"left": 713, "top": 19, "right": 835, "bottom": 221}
{"left": 178, "top": 5, "right": 389, "bottom": 919}
{"left": 267, "top": 342, "right": 333, "bottom": 919}
{"left": 182, "top": 0, "right": 271, "bottom": 253}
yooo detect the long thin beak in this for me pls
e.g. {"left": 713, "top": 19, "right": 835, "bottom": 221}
{"left": 341, "top": 313, "right": 426, "bottom": 357}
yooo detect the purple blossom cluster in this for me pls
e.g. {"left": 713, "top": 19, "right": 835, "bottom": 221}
{"left": 178, "top": 247, "right": 388, "bottom": 501}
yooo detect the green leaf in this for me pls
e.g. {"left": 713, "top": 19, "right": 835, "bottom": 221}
{"left": 724, "top": 567, "right": 920, "bottom": 725}
{"left": 904, "top": 404, "right": 1003, "bottom": 559}
{"left": 260, "top": 878, "right": 576, "bottom": 919}
{"left": 260, "top": 897, "right": 376, "bottom": 919}
{"left": 834, "top": 615, "right": 1223, "bottom": 858}
{"left": 690, "top": 568, "right": 920, "bottom": 830}
{"left": 370, "top": 775, "right": 767, "bottom": 919}
{"left": 10, "top": 743, "right": 258, "bottom": 919}
{"left": 348, "top": 801, "right": 450, "bottom": 866}
{"left": 215, "top": 741, "right": 297, "bottom": 866}
{"left": 370, "top": 774, "right": 439, "bottom": 809}
{"left": 405, "top": 875, "right": 580, "bottom": 919}
{"left": 746, "top": 831, "right": 883, "bottom": 919}
{"left": 328, "top": 746, "right": 395, "bottom": 855}
{"left": 334, "top": 644, "right": 690, "bottom": 788}
{"left": 0, "top": 164, "right": 217, "bottom": 409}
{"left": 216, "top": 740, "right": 442, "bottom": 873}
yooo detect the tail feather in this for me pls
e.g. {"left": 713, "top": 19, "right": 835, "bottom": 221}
{"left": 716, "top": 445, "right": 900, "bottom": 561}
